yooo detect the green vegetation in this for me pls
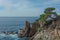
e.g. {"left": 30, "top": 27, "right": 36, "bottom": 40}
{"left": 36, "top": 7, "right": 57, "bottom": 32}
{"left": 37, "top": 7, "right": 57, "bottom": 24}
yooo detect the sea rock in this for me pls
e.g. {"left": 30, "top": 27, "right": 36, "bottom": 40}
{"left": 18, "top": 21, "right": 30, "bottom": 37}
{"left": 29, "top": 22, "right": 40, "bottom": 37}
{"left": 29, "top": 22, "right": 36, "bottom": 37}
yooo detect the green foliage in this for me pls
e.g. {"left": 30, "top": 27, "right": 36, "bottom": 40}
{"left": 39, "top": 14, "right": 45, "bottom": 23}
{"left": 44, "top": 7, "right": 55, "bottom": 13}
{"left": 37, "top": 7, "right": 57, "bottom": 24}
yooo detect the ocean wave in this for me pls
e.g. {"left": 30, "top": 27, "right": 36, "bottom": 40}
{"left": 0, "top": 33, "right": 28, "bottom": 40}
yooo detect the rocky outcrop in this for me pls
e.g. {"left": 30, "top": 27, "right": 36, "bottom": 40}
{"left": 18, "top": 21, "right": 30, "bottom": 37}
{"left": 29, "top": 22, "right": 40, "bottom": 37}
{"left": 18, "top": 21, "right": 40, "bottom": 37}
{"left": 50, "top": 24, "right": 60, "bottom": 40}
{"left": 25, "top": 21, "right": 31, "bottom": 37}
{"left": 31, "top": 22, "right": 60, "bottom": 40}
{"left": 29, "top": 16, "right": 60, "bottom": 40}
{"left": 31, "top": 30, "right": 51, "bottom": 40}
{"left": 32, "top": 28, "right": 60, "bottom": 40}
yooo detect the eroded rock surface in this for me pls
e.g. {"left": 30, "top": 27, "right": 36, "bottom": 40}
{"left": 18, "top": 21, "right": 30, "bottom": 37}
{"left": 18, "top": 21, "right": 40, "bottom": 37}
{"left": 31, "top": 24, "right": 60, "bottom": 40}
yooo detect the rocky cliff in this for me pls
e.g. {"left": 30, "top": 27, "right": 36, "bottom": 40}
{"left": 18, "top": 21, "right": 30, "bottom": 37}
{"left": 32, "top": 25, "right": 60, "bottom": 40}
{"left": 18, "top": 21, "right": 40, "bottom": 37}
{"left": 30, "top": 16, "right": 60, "bottom": 40}
{"left": 18, "top": 15, "right": 60, "bottom": 40}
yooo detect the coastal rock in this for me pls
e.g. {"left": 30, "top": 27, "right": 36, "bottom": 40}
{"left": 29, "top": 22, "right": 40, "bottom": 37}
{"left": 25, "top": 21, "right": 30, "bottom": 37}
{"left": 18, "top": 21, "right": 30, "bottom": 37}
{"left": 31, "top": 30, "right": 51, "bottom": 40}
{"left": 19, "top": 21, "right": 40, "bottom": 37}
{"left": 29, "top": 22, "right": 37, "bottom": 37}
{"left": 50, "top": 24, "right": 60, "bottom": 40}
{"left": 30, "top": 16, "right": 60, "bottom": 40}
{"left": 31, "top": 23, "right": 60, "bottom": 40}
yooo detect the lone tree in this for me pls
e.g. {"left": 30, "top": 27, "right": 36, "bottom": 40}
{"left": 37, "top": 7, "right": 57, "bottom": 27}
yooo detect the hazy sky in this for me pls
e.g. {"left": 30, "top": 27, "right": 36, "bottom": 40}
{"left": 0, "top": 0, "right": 60, "bottom": 17}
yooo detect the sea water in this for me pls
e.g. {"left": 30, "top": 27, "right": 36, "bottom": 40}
{"left": 0, "top": 17, "right": 38, "bottom": 40}
{"left": 0, "top": 33, "right": 28, "bottom": 40}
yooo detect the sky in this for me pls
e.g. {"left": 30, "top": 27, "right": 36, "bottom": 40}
{"left": 0, "top": 0, "right": 60, "bottom": 17}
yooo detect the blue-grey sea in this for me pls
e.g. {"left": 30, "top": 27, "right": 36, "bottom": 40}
{"left": 0, "top": 17, "right": 38, "bottom": 40}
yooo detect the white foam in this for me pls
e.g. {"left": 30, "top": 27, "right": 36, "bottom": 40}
{"left": 0, "top": 33, "right": 6, "bottom": 37}
{"left": 8, "top": 34, "right": 18, "bottom": 38}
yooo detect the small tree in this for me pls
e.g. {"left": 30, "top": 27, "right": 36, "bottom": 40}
{"left": 37, "top": 7, "right": 57, "bottom": 27}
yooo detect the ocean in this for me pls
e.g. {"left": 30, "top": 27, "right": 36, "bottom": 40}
{"left": 0, "top": 17, "right": 38, "bottom": 40}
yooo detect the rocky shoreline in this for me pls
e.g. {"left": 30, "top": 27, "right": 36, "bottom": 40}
{"left": 16, "top": 8, "right": 60, "bottom": 40}
{"left": 1, "top": 12, "right": 59, "bottom": 40}
{"left": 29, "top": 16, "right": 60, "bottom": 40}
{"left": 18, "top": 15, "right": 60, "bottom": 40}
{"left": 18, "top": 21, "right": 40, "bottom": 37}
{"left": 2, "top": 16, "right": 59, "bottom": 40}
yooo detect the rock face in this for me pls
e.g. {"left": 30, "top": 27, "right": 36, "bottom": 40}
{"left": 50, "top": 25, "right": 60, "bottom": 40}
{"left": 31, "top": 21, "right": 60, "bottom": 40}
{"left": 29, "top": 22, "right": 40, "bottom": 37}
{"left": 32, "top": 27, "right": 60, "bottom": 40}
{"left": 33, "top": 30, "right": 51, "bottom": 40}
{"left": 25, "top": 21, "right": 31, "bottom": 37}
{"left": 30, "top": 16, "right": 60, "bottom": 40}
{"left": 18, "top": 21, "right": 30, "bottom": 37}
{"left": 29, "top": 22, "right": 37, "bottom": 37}
{"left": 18, "top": 21, "right": 40, "bottom": 37}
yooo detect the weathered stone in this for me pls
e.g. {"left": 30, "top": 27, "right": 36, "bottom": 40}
{"left": 30, "top": 16, "right": 60, "bottom": 40}
{"left": 18, "top": 21, "right": 40, "bottom": 37}
{"left": 29, "top": 22, "right": 36, "bottom": 37}
{"left": 25, "top": 21, "right": 30, "bottom": 37}
{"left": 29, "top": 22, "right": 40, "bottom": 37}
{"left": 32, "top": 24, "right": 60, "bottom": 40}
{"left": 50, "top": 25, "right": 60, "bottom": 40}
{"left": 18, "top": 21, "right": 30, "bottom": 37}
{"left": 32, "top": 30, "right": 51, "bottom": 40}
